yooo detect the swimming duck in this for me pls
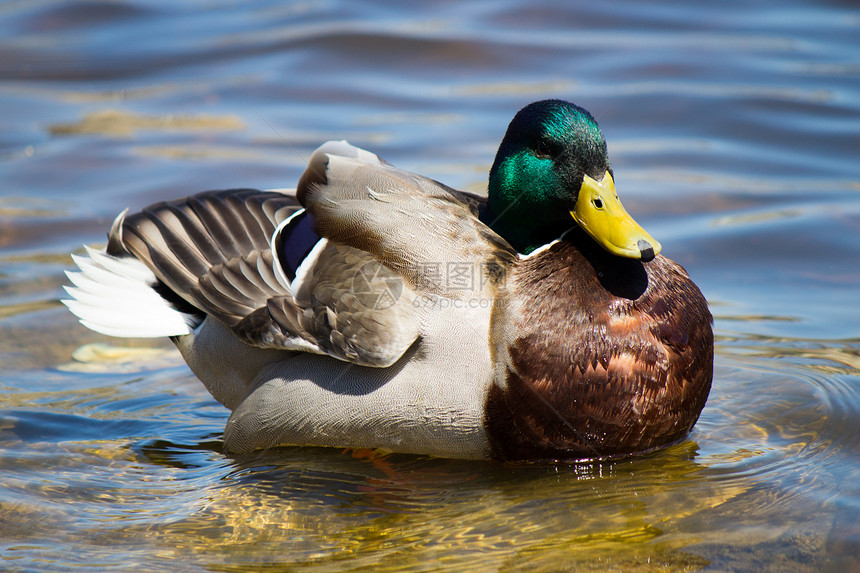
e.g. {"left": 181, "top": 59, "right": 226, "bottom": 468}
{"left": 64, "top": 100, "right": 713, "bottom": 462}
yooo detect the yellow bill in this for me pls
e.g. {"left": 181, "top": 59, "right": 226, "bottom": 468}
{"left": 571, "top": 172, "right": 661, "bottom": 261}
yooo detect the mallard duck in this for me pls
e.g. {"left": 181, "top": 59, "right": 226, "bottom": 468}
{"left": 64, "top": 100, "right": 713, "bottom": 462}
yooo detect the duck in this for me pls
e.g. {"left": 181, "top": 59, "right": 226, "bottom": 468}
{"left": 64, "top": 99, "right": 713, "bottom": 462}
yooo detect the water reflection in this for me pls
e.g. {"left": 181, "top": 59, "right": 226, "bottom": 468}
{"left": 125, "top": 441, "right": 730, "bottom": 570}
{"left": 118, "top": 421, "right": 834, "bottom": 571}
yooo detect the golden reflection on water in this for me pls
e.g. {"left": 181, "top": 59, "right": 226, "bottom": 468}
{"left": 48, "top": 109, "right": 245, "bottom": 137}
{"left": 88, "top": 440, "right": 748, "bottom": 571}
{"left": 59, "top": 342, "right": 183, "bottom": 374}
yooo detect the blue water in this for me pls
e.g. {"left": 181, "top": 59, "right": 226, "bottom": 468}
{"left": 1, "top": 0, "right": 859, "bottom": 570}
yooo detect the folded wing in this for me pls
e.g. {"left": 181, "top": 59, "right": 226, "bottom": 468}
{"left": 78, "top": 141, "right": 516, "bottom": 368}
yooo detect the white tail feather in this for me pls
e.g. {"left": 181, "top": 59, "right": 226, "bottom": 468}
{"left": 63, "top": 248, "right": 198, "bottom": 338}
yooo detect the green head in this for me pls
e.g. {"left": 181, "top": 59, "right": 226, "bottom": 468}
{"left": 487, "top": 99, "right": 660, "bottom": 260}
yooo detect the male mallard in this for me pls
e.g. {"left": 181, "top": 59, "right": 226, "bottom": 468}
{"left": 64, "top": 100, "right": 713, "bottom": 461}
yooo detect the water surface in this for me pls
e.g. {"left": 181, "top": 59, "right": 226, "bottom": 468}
{"left": 1, "top": 0, "right": 859, "bottom": 570}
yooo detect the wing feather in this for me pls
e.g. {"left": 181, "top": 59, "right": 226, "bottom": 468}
{"left": 106, "top": 142, "right": 510, "bottom": 367}
{"left": 114, "top": 183, "right": 421, "bottom": 366}
{"left": 301, "top": 143, "right": 516, "bottom": 299}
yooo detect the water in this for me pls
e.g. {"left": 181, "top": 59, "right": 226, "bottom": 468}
{"left": 1, "top": 0, "right": 859, "bottom": 570}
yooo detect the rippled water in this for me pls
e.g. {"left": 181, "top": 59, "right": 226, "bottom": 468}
{"left": 2, "top": 0, "right": 859, "bottom": 570}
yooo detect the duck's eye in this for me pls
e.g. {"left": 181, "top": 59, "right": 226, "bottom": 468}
{"left": 593, "top": 197, "right": 604, "bottom": 209}
{"left": 533, "top": 142, "right": 552, "bottom": 160}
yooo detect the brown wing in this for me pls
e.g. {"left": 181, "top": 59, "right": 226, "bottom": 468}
{"left": 115, "top": 188, "right": 323, "bottom": 350}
